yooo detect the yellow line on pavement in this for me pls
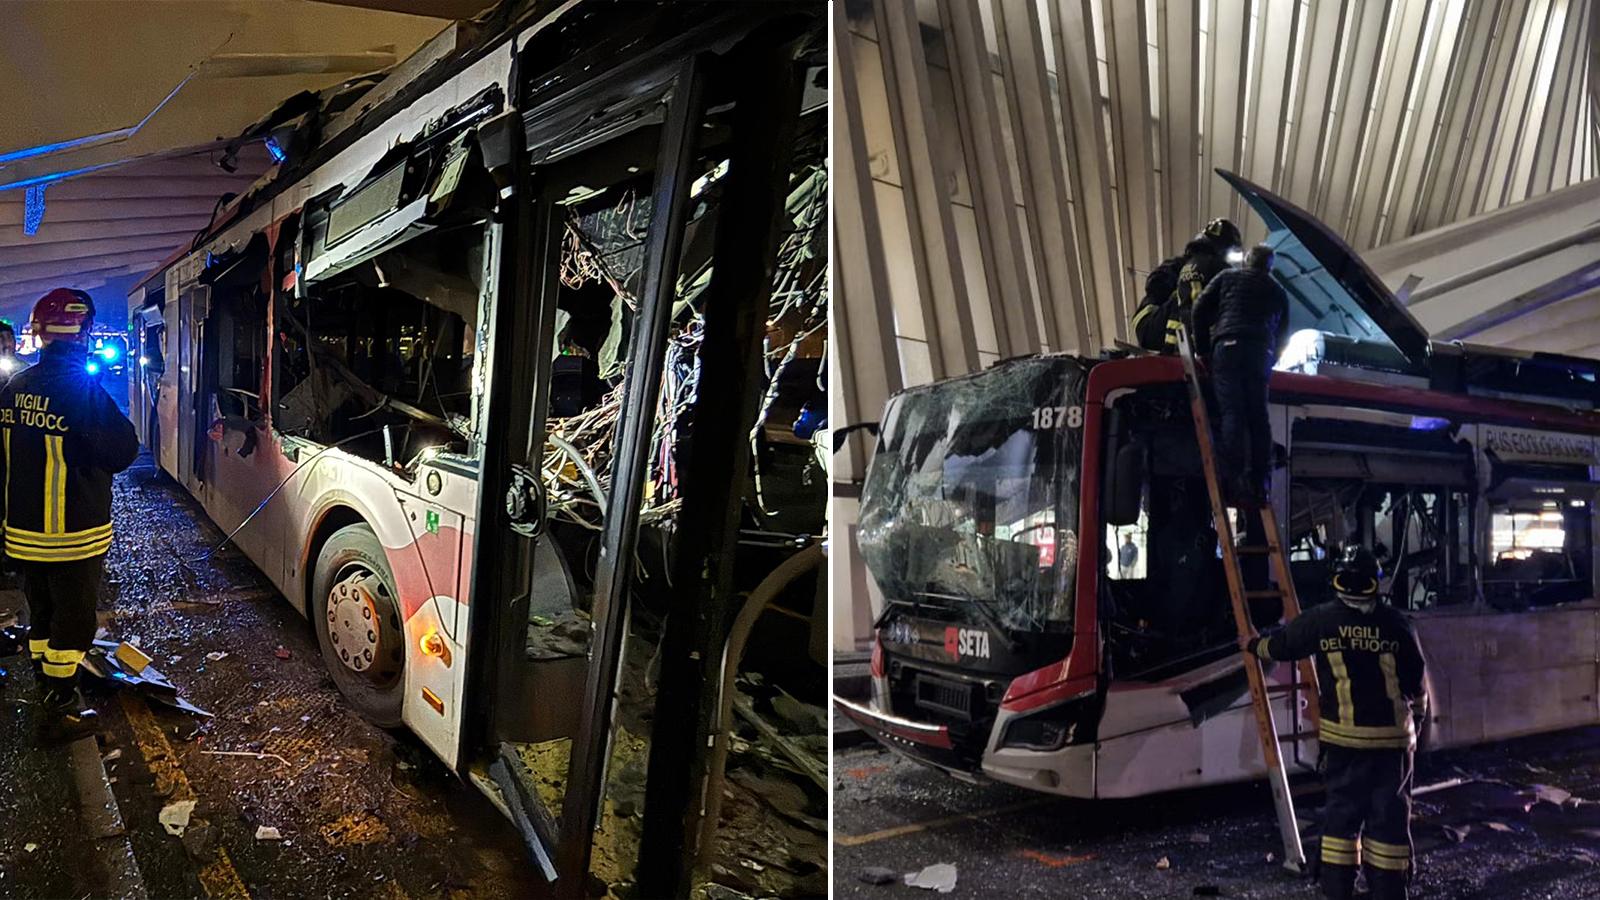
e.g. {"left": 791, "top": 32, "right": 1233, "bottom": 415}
{"left": 832, "top": 798, "right": 1053, "bottom": 847}
{"left": 121, "top": 694, "right": 252, "bottom": 899}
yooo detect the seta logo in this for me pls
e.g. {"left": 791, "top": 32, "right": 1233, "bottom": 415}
{"left": 943, "top": 626, "right": 991, "bottom": 661}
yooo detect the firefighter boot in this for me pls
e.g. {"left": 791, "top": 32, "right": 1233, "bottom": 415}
{"left": 1365, "top": 867, "right": 1406, "bottom": 900}
{"left": 40, "top": 680, "right": 100, "bottom": 744}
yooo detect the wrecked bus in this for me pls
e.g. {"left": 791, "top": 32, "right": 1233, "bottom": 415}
{"left": 125, "top": 2, "right": 827, "bottom": 894}
{"left": 839, "top": 171, "right": 1600, "bottom": 799}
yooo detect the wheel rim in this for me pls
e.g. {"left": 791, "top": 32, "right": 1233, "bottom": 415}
{"left": 325, "top": 563, "right": 403, "bottom": 684}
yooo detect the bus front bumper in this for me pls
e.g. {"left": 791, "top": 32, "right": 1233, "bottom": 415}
{"left": 834, "top": 695, "right": 982, "bottom": 778}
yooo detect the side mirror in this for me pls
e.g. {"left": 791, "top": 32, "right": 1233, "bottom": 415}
{"left": 1105, "top": 440, "right": 1146, "bottom": 527}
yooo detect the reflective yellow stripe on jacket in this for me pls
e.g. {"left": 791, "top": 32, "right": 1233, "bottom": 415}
{"left": 4, "top": 522, "right": 113, "bottom": 562}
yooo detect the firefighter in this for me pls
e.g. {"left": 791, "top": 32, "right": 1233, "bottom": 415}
{"left": 0, "top": 321, "right": 20, "bottom": 383}
{"left": 1, "top": 288, "right": 139, "bottom": 742}
{"left": 1130, "top": 217, "right": 1240, "bottom": 352}
{"left": 1192, "top": 243, "right": 1289, "bottom": 507}
{"left": 1244, "top": 546, "right": 1428, "bottom": 900}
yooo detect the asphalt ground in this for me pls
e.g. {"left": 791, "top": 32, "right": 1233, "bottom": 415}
{"left": 1, "top": 455, "right": 543, "bottom": 898}
{"left": 834, "top": 727, "right": 1600, "bottom": 899}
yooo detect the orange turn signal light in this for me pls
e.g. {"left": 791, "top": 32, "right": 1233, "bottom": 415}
{"left": 419, "top": 631, "right": 452, "bottom": 666}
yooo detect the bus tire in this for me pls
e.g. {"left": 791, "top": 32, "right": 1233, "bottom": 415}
{"left": 311, "top": 523, "right": 406, "bottom": 727}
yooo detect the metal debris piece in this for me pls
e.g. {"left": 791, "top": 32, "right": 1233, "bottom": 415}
{"left": 274, "top": 646, "right": 291, "bottom": 660}
{"left": 858, "top": 867, "right": 898, "bottom": 885}
{"left": 1533, "top": 784, "right": 1574, "bottom": 807}
{"left": 205, "top": 651, "right": 228, "bottom": 662}
{"left": 203, "top": 749, "right": 291, "bottom": 766}
{"left": 81, "top": 639, "right": 211, "bottom": 715}
{"left": 1486, "top": 822, "right": 1514, "bottom": 833}
{"left": 159, "top": 799, "right": 197, "bottom": 836}
{"left": 1442, "top": 825, "right": 1471, "bottom": 844}
{"left": 1414, "top": 777, "right": 1472, "bottom": 796}
{"left": 904, "top": 863, "right": 957, "bottom": 893}
{"left": 23, "top": 843, "right": 37, "bottom": 853}
{"left": 1156, "top": 856, "right": 1172, "bottom": 870}
{"left": 255, "top": 826, "right": 282, "bottom": 841}
{"left": 733, "top": 695, "right": 825, "bottom": 789}
{"left": 103, "top": 749, "right": 122, "bottom": 763}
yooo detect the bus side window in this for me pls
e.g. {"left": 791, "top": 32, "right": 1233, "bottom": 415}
{"left": 1486, "top": 492, "right": 1594, "bottom": 609}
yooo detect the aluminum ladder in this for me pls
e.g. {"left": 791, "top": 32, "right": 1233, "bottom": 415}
{"left": 1175, "top": 325, "right": 1321, "bottom": 873}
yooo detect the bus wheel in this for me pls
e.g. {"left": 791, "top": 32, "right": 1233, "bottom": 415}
{"left": 312, "top": 523, "right": 405, "bottom": 727}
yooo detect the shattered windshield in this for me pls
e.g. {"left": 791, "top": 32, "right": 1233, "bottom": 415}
{"left": 859, "top": 357, "right": 1086, "bottom": 633}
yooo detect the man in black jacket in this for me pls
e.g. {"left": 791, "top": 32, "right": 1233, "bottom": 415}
{"left": 1131, "top": 217, "right": 1240, "bottom": 352}
{"left": 1192, "top": 244, "right": 1290, "bottom": 506}
{"left": 1245, "top": 547, "right": 1427, "bottom": 900}
{"left": 2, "top": 288, "right": 140, "bottom": 741}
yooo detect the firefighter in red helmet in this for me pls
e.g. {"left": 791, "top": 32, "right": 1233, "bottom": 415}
{"left": 2, "top": 288, "right": 139, "bottom": 741}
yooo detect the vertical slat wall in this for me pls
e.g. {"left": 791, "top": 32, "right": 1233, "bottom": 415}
{"left": 834, "top": 0, "right": 1597, "bottom": 455}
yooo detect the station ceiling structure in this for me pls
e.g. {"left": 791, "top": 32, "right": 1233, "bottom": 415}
{"left": 0, "top": 0, "right": 492, "bottom": 325}
{"left": 835, "top": 0, "right": 1599, "bottom": 473}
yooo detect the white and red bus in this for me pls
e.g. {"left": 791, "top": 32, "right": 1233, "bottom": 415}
{"left": 126, "top": 2, "right": 827, "bottom": 891}
{"left": 840, "top": 170, "right": 1600, "bottom": 799}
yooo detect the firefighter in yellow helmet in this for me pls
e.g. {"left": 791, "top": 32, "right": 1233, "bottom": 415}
{"left": 1130, "top": 217, "right": 1241, "bottom": 352}
{"left": 1245, "top": 546, "right": 1428, "bottom": 900}
{"left": 2, "top": 288, "right": 139, "bottom": 742}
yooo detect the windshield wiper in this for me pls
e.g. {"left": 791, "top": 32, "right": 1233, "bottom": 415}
{"left": 915, "top": 590, "right": 1021, "bottom": 653}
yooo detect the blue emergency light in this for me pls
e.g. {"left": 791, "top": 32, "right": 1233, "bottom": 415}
{"left": 86, "top": 360, "right": 100, "bottom": 375}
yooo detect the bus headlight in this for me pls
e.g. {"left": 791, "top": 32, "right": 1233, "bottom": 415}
{"left": 998, "top": 692, "right": 1101, "bottom": 752}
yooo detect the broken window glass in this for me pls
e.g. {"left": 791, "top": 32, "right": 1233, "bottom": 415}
{"left": 859, "top": 357, "right": 1086, "bottom": 633}
{"left": 275, "top": 220, "right": 485, "bottom": 470}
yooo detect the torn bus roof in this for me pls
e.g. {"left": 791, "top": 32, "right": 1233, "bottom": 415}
{"left": 1217, "top": 168, "right": 1432, "bottom": 369}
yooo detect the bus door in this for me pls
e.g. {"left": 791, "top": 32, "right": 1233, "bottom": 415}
{"left": 464, "top": 7, "right": 817, "bottom": 893}
{"left": 461, "top": 54, "right": 710, "bottom": 886}
{"left": 173, "top": 285, "right": 210, "bottom": 489}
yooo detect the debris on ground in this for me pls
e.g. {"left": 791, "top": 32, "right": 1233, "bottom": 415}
{"left": 102, "top": 749, "right": 122, "bottom": 763}
{"left": 255, "top": 826, "right": 282, "bottom": 841}
{"left": 24, "top": 843, "right": 38, "bottom": 853}
{"left": 904, "top": 863, "right": 957, "bottom": 893}
{"left": 273, "top": 646, "right": 291, "bottom": 660}
{"left": 857, "top": 866, "right": 898, "bottom": 885}
{"left": 159, "top": 799, "right": 197, "bottom": 837}
{"left": 1016, "top": 849, "right": 1095, "bottom": 868}
{"left": 1486, "top": 822, "right": 1514, "bottom": 833}
{"left": 1531, "top": 784, "right": 1574, "bottom": 807}
{"left": 1188, "top": 832, "right": 1211, "bottom": 844}
{"left": 525, "top": 607, "right": 591, "bottom": 660}
{"left": 205, "top": 651, "right": 228, "bottom": 662}
{"left": 79, "top": 639, "right": 211, "bottom": 717}
{"left": 1442, "top": 825, "right": 1471, "bottom": 844}
{"left": 1156, "top": 855, "right": 1172, "bottom": 870}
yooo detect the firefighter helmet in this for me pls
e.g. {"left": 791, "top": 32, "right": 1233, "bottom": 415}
{"left": 1331, "top": 545, "right": 1382, "bottom": 600}
{"left": 1202, "top": 217, "right": 1242, "bottom": 250}
{"left": 29, "top": 288, "right": 95, "bottom": 339}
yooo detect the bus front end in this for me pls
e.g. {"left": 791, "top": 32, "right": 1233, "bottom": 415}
{"left": 840, "top": 355, "right": 1103, "bottom": 795}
